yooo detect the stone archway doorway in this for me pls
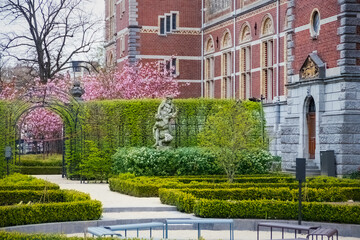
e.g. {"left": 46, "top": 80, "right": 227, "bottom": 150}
{"left": 306, "top": 97, "right": 316, "bottom": 159}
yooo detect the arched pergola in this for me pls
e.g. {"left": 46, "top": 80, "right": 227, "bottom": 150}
{"left": 5, "top": 85, "right": 84, "bottom": 178}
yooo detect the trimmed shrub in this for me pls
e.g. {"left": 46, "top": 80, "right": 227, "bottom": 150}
{"left": 18, "top": 154, "right": 62, "bottom": 166}
{"left": 0, "top": 190, "right": 90, "bottom": 206}
{"left": 111, "top": 147, "right": 222, "bottom": 176}
{"left": 237, "top": 149, "right": 275, "bottom": 174}
{"left": 109, "top": 174, "right": 360, "bottom": 197}
{"left": 0, "top": 173, "right": 59, "bottom": 190}
{"left": 0, "top": 200, "right": 102, "bottom": 227}
{"left": 193, "top": 199, "right": 360, "bottom": 224}
{"left": 0, "top": 231, "right": 141, "bottom": 240}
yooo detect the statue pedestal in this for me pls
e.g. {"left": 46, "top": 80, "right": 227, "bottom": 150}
{"left": 156, "top": 146, "right": 172, "bottom": 151}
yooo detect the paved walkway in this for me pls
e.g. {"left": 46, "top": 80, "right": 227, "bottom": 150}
{"left": 35, "top": 175, "right": 359, "bottom": 240}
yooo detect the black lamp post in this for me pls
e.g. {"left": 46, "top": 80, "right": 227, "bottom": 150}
{"left": 5, "top": 146, "right": 12, "bottom": 175}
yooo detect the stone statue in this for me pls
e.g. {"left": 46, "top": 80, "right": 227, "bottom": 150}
{"left": 153, "top": 96, "right": 177, "bottom": 148}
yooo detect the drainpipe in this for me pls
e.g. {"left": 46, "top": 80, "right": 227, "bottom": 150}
{"left": 276, "top": 0, "right": 280, "bottom": 102}
{"left": 275, "top": 0, "right": 281, "bottom": 156}
{"left": 233, "top": 0, "right": 236, "bottom": 98}
{"left": 201, "top": 0, "right": 204, "bottom": 98}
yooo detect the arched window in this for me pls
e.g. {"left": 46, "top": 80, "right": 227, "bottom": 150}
{"left": 205, "top": 36, "right": 215, "bottom": 54}
{"left": 240, "top": 24, "right": 251, "bottom": 43}
{"left": 221, "top": 30, "right": 232, "bottom": 49}
{"left": 310, "top": 9, "right": 320, "bottom": 39}
{"left": 221, "top": 30, "right": 232, "bottom": 98}
{"left": 239, "top": 23, "right": 251, "bottom": 100}
{"left": 261, "top": 16, "right": 274, "bottom": 37}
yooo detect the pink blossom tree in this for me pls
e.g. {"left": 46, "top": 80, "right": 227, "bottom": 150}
{"left": 82, "top": 60, "right": 180, "bottom": 100}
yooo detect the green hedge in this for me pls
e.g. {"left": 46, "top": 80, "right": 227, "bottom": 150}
{"left": 0, "top": 231, "right": 141, "bottom": 240}
{"left": 0, "top": 190, "right": 90, "bottom": 206}
{"left": 19, "top": 166, "right": 62, "bottom": 175}
{"left": 112, "top": 147, "right": 222, "bottom": 176}
{"left": 193, "top": 199, "right": 360, "bottom": 224}
{"left": 109, "top": 175, "right": 360, "bottom": 197}
{"left": 0, "top": 200, "right": 102, "bottom": 227}
{"left": 0, "top": 174, "right": 59, "bottom": 190}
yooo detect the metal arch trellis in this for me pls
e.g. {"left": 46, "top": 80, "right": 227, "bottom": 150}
{"left": 7, "top": 86, "right": 84, "bottom": 178}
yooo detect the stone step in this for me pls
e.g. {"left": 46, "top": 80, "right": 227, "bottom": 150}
{"left": 103, "top": 207, "right": 177, "bottom": 213}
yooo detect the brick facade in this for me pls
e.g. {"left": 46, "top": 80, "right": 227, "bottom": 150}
{"left": 105, "top": 0, "right": 360, "bottom": 176}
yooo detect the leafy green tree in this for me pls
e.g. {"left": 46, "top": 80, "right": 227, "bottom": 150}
{"left": 80, "top": 141, "right": 110, "bottom": 182}
{"left": 198, "top": 101, "right": 266, "bottom": 182}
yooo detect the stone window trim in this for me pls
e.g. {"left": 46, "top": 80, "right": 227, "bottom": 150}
{"left": 205, "top": 35, "right": 215, "bottom": 55}
{"left": 119, "top": 0, "right": 126, "bottom": 19}
{"left": 239, "top": 45, "right": 251, "bottom": 100}
{"left": 239, "top": 22, "right": 252, "bottom": 44}
{"left": 159, "top": 58, "right": 179, "bottom": 77}
{"left": 310, "top": 9, "right": 320, "bottom": 39}
{"left": 205, "top": 57, "right": 215, "bottom": 98}
{"left": 158, "top": 11, "right": 179, "bottom": 36}
{"left": 260, "top": 14, "right": 274, "bottom": 38}
{"left": 221, "top": 29, "right": 232, "bottom": 50}
{"left": 119, "top": 35, "right": 126, "bottom": 57}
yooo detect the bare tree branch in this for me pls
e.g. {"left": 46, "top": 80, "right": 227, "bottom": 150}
{"left": 0, "top": 0, "right": 102, "bottom": 83}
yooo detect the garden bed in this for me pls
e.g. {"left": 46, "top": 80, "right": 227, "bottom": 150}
{"left": 0, "top": 174, "right": 102, "bottom": 227}
{"left": 110, "top": 174, "right": 360, "bottom": 224}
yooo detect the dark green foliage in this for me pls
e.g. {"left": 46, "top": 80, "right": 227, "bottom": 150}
{"left": 0, "top": 174, "right": 101, "bottom": 227}
{"left": 0, "top": 200, "right": 102, "bottom": 227}
{"left": 193, "top": 199, "right": 360, "bottom": 224}
{"left": 80, "top": 141, "right": 111, "bottom": 181}
{"left": 161, "top": 187, "right": 360, "bottom": 203}
{"left": 237, "top": 149, "right": 275, "bottom": 174}
{"left": 198, "top": 100, "right": 267, "bottom": 182}
{"left": 0, "top": 173, "right": 59, "bottom": 190}
{"left": 0, "top": 190, "right": 90, "bottom": 206}
{"left": 109, "top": 174, "right": 360, "bottom": 197}
{"left": 18, "top": 154, "right": 62, "bottom": 166}
{"left": 0, "top": 231, "right": 141, "bottom": 240}
{"left": 111, "top": 147, "right": 222, "bottom": 176}
{"left": 19, "top": 166, "right": 62, "bottom": 175}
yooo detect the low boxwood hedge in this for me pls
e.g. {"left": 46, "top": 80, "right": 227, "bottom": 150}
{"left": 0, "top": 231, "right": 122, "bottom": 239}
{"left": 18, "top": 166, "right": 62, "bottom": 175}
{"left": 0, "top": 173, "right": 59, "bottom": 190}
{"left": 109, "top": 174, "right": 360, "bottom": 197}
{"left": 193, "top": 199, "right": 360, "bottom": 224}
{"left": 0, "top": 200, "right": 102, "bottom": 227}
{"left": 0, "top": 190, "right": 90, "bottom": 206}
{"left": 182, "top": 187, "right": 360, "bottom": 202}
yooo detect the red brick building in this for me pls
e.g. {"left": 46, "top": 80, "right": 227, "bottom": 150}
{"left": 105, "top": 0, "right": 360, "bottom": 176}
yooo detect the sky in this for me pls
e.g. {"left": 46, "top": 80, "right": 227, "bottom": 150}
{"left": 0, "top": 0, "right": 106, "bottom": 67}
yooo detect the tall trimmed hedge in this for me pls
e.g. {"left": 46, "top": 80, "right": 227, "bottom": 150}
{"left": 83, "top": 99, "right": 253, "bottom": 162}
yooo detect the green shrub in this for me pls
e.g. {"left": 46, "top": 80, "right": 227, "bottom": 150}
{"left": 237, "top": 149, "right": 275, "bottom": 174}
{"left": 111, "top": 147, "right": 222, "bottom": 176}
{"left": 0, "top": 173, "right": 59, "bottom": 190}
{"left": 109, "top": 174, "right": 360, "bottom": 197}
{"left": 18, "top": 154, "right": 62, "bottom": 166}
{"left": 160, "top": 187, "right": 360, "bottom": 203}
{"left": 0, "top": 200, "right": 102, "bottom": 227}
{"left": 193, "top": 199, "right": 360, "bottom": 224}
{"left": 80, "top": 141, "right": 111, "bottom": 182}
{"left": 0, "top": 190, "right": 90, "bottom": 206}
{"left": 0, "top": 231, "right": 140, "bottom": 240}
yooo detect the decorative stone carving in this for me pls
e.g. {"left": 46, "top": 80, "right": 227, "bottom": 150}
{"left": 70, "top": 81, "right": 84, "bottom": 101}
{"left": 262, "top": 17, "right": 273, "bottom": 36}
{"left": 206, "top": 38, "right": 214, "bottom": 53}
{"left": 299, "top": 53, "right": 325, "bottom": 80}
{"left": 222, "top": 31, "right": 231, "bottom": 49}
{"left": 300, "top": 57, "right": 319, "bottom": 80}
{"left": 241, "top": 25, "right": 251, "bottom": 42}
{"left": 208, "top": 0, "right": 231, "bottom": 15}
{"left": 153, "top": 96, "right": 177, "bottom": 149}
